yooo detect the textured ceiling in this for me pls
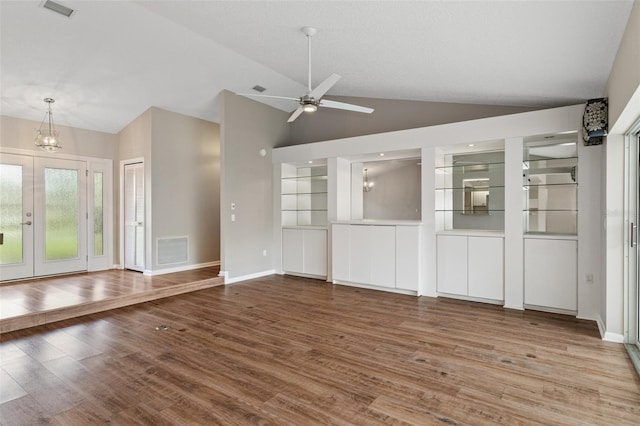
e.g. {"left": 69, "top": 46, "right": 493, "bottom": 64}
{"left": 0, "top": 0, "right": 634, "bottom": 134}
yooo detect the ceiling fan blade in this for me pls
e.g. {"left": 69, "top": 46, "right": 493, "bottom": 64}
{"left": 237, "top": 93, "right": 299, "bottom": 101}
{"left": 287, "top": 106, "right": 305, "bottom": 123}
{"left": 319, "top": 99, "right": 374, "bottom": 114}
{"left": 309, "top": 73, "right": 341, "bottom": 99}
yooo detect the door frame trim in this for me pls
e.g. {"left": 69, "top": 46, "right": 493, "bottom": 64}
{"left": 1, "top": 148, "right": 113, "bottom": 279}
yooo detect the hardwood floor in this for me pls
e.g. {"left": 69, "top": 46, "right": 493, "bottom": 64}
{"left": 1, "top": 274, "right": 638, "bottom": 425}
{"left": 0, "top": 267, "right": 222, "bottom": 333}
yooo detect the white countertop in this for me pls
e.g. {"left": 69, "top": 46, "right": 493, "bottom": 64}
{"left": 331, "top": 220, "right": 423, "bottom": 226}
{"left": 436, "top": 230, "right": 505, "bottom": 237}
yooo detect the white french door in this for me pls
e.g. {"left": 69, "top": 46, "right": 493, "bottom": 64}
{"left": 0, "top": 153, "right": 87, "bottom": 280}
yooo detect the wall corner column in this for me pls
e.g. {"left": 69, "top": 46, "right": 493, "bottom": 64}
{"left": 504, "top": 137, "right": 524, "bottom": 310}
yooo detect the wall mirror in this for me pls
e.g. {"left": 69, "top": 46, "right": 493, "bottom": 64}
{"left": 351, "top": 155, "right": 421, "bottom": 221}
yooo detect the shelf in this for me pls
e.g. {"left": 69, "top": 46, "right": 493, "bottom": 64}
{"left": 282, "top": 191, "right": 328, "bottom": 195}
{"left": 281, "top": 175, "right": 328, "bottom": 181}
{"left": 282, "top": 163, "right": 328, "bottom": 227}
{"left": 435, "top": 160, "right": 505, "bottom": 170}
{"left": 523, "top": 183, "right": 577, "bottom": 188}
{"left": 282, "top": 209, "right": 328, "bottom": 212}
{"left": 435, "top": 186, "right": 504, "bottom": 190}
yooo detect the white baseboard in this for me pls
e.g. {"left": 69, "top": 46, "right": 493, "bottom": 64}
{"left": 112, "top": 264, "right": 123, "bottom": 270}
{"left": 142, "top": 261, "right": 221, "bottom": 277}
{"left": 224, "top": 269, "right": 275, "bottom": 284}
{"left": 594, "top": 315, "right": 606, "bottom": 339}
{"left": 503, "top": 304, "right": 525, "bottom": 311}
{"left": 604, "top": 331, "right": 625, "bottom": 343}
{"left": 586, "top": 314, "right": 624, "bottom": 343}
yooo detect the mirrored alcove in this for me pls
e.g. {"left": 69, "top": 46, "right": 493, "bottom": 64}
{"left": 435, "top": 140, "right": 505, "bottom": 231}
{"left": 523, "top": 133, "right": 578, "bottom": 235}
{"left": 350, "top": 150, "right": 421, "bottom": 221}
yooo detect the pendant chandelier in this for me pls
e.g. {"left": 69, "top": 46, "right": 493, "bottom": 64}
{"left": 363, "top": 168, "right": 374, "bottom": 192}
{"left": 34, "top": 98, "right": 62, "bottom": 152}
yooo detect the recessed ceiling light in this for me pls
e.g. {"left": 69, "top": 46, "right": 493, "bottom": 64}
{"left": 468, "top": 144, "right": 475, "bottom": 147}
{"left": 379, "top": 153, "right": 385, "bottom": 157}
{"left": 308, "top": 160, "right": 313, "bottom": 164}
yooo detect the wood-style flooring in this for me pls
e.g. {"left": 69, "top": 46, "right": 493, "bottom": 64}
{"left": 1, "top": 274, "right": 639, "bottom": 425}
{"left": 0, "top": 266, "right": 222, "bottom": 333}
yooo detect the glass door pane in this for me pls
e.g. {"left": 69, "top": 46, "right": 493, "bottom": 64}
{"left": 124, "top": 162, "right": 145, "bottom": 271}
{"left": 44, "top": 168, "right": 79, "bottom": 260}
{"left": 94, "top": 172, "right": 104, "bottom": 256}
{"left": 0, "top": 153, "right": 34, "bottom": 280}
{"left": 0, "top": 164, "right": 24, "bottom": 265}
{"left": 34, "top": 157, "right": 87, "bottom": 277}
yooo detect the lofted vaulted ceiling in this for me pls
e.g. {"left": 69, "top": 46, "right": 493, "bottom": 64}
{"left": 0, "top": 0, "right": 634, "bottom": 134}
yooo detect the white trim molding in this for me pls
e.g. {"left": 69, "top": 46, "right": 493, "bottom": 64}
{"left": 142, "top": 261, "right": 220, "bottom": 276}
{"left": 224, "top": 269, "right": 276, "bottom": 285}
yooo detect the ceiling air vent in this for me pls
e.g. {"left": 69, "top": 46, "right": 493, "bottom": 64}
{"left": 252, "top": 85, "right": 267, "bottom": 93}
{"left": 42, "top": 0, "right": 74, "bottom": 18}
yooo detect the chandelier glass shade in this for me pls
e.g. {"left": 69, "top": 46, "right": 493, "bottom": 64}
{"left": 363, "top": 168, "right": 374, "bottom": 192}
{"left": 34, "top": 98, "right": 62, "bottom": 152}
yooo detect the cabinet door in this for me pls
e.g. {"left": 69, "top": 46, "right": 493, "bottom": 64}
{"left": 349, "top": 225, "right": 372, "bottom": 284}
{"left": 396, "top": 226, "right": 419, "bottom": 291}
{"left": 437, "top": 235, "right": 468, "bottom": 295}
{"left": 332, "top": 224, "right": 350, "bottom": 281}
{"left": 370, "top": 226, "right": 396, "bottom": 288}
{"left": 303, "top": 229, "right": 327, "bottom": 277}
{"left": 282, "top": 228, "right": 304, "bottom": 274}
{"left": 468, "top": 237, "right": 504, "bottom": 300}
{"left": 524, "top": 239, "right": 577, "bottom": 311}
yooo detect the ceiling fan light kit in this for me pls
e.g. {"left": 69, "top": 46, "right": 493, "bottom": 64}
{"left": 240, "top": 26, "right": 373, "bottom": 122}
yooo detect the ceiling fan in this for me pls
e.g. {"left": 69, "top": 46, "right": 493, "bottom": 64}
{"left": 242, "top": 26, "right": 374, "bottom": 123}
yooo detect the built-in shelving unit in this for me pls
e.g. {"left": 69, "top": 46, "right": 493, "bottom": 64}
{"left": 435, "top": 151, "right": 505, "bottom": 231}
{"left": 523, "top": 138, "right": 578, "bottom": 235}
{"left": 281, "top": 164, "right": 328, "bottom": 227}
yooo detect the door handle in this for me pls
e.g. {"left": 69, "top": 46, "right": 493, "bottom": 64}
{"left": 632, "top": 222, "right": 637, "bottom": 248}
{"left": 21, "top": 221, "right": 32, "bottom": 226}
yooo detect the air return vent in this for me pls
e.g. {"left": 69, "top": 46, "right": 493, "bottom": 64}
{"left": 42, "top": 0, "right": 74, "bottom": 18}
{"left": 157, "top": 237, "right": 188, "bottom": 265}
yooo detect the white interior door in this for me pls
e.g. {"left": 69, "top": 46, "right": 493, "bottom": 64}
{"left": 0, "top": 153, "right": 34, "bottom": 280}
{"left": 124, "top": 162, "right": 145, "bottom": 271}
{"left": 1, "top": 154, "right": 87, "bottom": 279}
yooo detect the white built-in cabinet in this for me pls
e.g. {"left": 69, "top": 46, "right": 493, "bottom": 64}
{"left": 332, "top": 222, "right": 421, "bottom": 293}
{"left": 437, "top": 234, "right": 504, "bottom": 301}
{"left": 282, "top": 228, "right": 327, "bottom": 278}
{"left": 524, "top": 237, "right": 577, "bottom": 312}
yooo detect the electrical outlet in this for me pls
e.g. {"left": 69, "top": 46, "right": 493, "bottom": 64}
{"left": 231, "top": 214, "right": 235, "bottom": 222}
{"left": 263, "top": 249, "right": 267, "bottom": 256}
{"left": 586, "top": 273, "right": 594, "bottom": 284}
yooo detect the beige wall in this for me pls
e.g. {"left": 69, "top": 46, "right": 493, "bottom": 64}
{"left": 116, "top": 109, "right": 152, "bottom": 268}
{"left": 116, "top": 108, "right": 220, "bottom": 272}
{"left": 1, "top": 115, "right": 117, "bottom": 159}
{"left": 150, "top": 108, "right": 220, "bottom": 271}
{"left": 606, "top": 0, "right": 640, "bottom": 132}
{"left": 219, "top": 91, "right": 289, "bottom": 280}
{"left": 287, "top": 96, "right": 540, "bottom": 146}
